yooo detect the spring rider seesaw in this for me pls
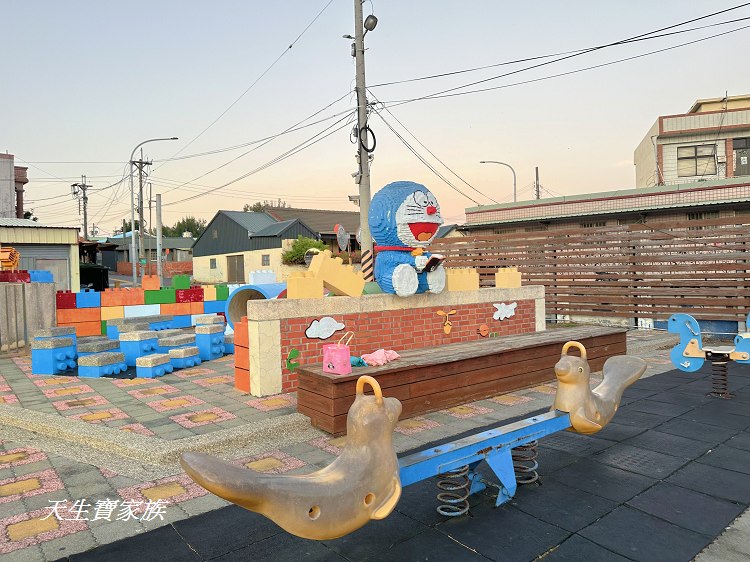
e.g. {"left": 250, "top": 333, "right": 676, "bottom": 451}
{"left": 668, "top": 312, "right": 750, "bottom": 398}
{"left": 180, "top": 342, "right": 646, "bottom": 540}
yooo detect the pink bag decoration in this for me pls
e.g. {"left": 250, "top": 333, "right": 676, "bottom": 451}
{"left": 323, "top": 332, "right": 354, "bottom": 375}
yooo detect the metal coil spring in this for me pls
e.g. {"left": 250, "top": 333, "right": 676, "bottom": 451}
{"left": 436, "top": 465, "right": 470, "bottom": 517}
{"left": 710, "top": 360, "right": 733, "bottom": 399}
{"left": 512, "top": 441, "right": 539, "bottom": 485}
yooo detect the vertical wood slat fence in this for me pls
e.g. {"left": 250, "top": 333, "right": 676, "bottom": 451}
{"left": 431, "top": 215, "right": 750, "bottom": 321}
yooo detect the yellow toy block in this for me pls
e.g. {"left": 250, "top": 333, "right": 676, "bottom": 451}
{"left": 100, "top": 306, "right": 125, "bottom": 321}
{"left": 142, "top": 275, "right": 160, "bottom": 291}
{"left": 495, "top": 267, "right": 522, "bottom": 289}
{"left": 203, "top": 284, "right": 217, "bottom": 301}
{"left": 308, "top": 250, "right": 365, "bottom": 297}
{"left": 445, "top": 268, "right": 480, "bottom": 292}
{"left": 286, "top": 272, "right": 325, "bottom": 299}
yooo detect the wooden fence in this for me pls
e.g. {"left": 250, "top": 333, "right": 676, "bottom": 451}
{"left": 431, "top": 215, "right": 750, "bottom": 321}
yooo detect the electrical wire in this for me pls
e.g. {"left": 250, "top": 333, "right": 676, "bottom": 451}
{"left": 156, "top": 0, "right": 336, "bottom": 167}
{"left": 370, "top": 14, "right": 750, "bottom": 89}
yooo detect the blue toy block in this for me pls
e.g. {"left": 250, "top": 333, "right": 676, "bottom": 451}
{"left": 78, "top": 362, "right": 128, "bottom": 378}
{"left": 31, "top": 346, "right": 77, "bottom": 375}
{"left": 224, "top": 342, "right": 235, "bottom": 355}
{"left": 196, "top": 333, "right": 225, "bottom": 361}
{"left": 136, "top": 362, "right": 174, "bottom": 378}
{"left": 123, "top": 304, "right": 160, "bottom": 318}
{"left": 120, "top": 339, "right": 159, "bottom": 367}
{"left": 148, "top": 320, "right": 172, "bottom": 331}
{"left": 203, "top": 300, "right": 225, "bottom": 314}
{"left": 169, "top": 314, "right": 193, "bottom": 329}
{"left": 157, "top": 343, "right": 184, "bottom": 355}
{"left": 29, "top": 270, "right": 54, "bottom": 283}
{"left": 106, "top": 326, "right": 120, "bottom": 340}
{"left": 76, "top": 289, "right": 101, "bottom": 308}
{"left": 170, "top": 355, "right": 203, "bottom": 369}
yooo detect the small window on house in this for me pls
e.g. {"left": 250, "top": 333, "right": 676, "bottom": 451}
{"left": 677, "top": 145, "right": 716, "bottom": 177}
{"left": 581, "top": 221, "right": 606, "bottom": 228}
{"left": 262, "top": 254, "right": 270, "bottom": 267}
{"left": 209, "top": 258, "right": 217, "bottom": 269}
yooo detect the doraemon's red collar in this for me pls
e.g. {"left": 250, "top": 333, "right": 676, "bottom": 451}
{"left": 374, "top": 245, "right": 425, "bottom": 256}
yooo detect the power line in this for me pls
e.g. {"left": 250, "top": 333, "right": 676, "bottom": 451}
{"left": 382, "top": 23, "right": 750, "bottom": 106}
{"left": 370, "top": 14, "right": 750, "bottom": 89}
{"left": 156, "top": 0, "right": 336, "bottom": 167}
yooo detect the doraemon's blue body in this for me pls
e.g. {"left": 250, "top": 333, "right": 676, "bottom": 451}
{"left": 369, "top": 181, "right": 445, "bottom": 296}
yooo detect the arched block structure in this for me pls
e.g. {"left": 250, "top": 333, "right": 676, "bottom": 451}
{"left": 225, "top": 283, "right": 286, "bottom": 328}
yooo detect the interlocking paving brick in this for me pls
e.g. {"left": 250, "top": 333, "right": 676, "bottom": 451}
{"left": 579, "top": 505, "right": 711, "bottom": 562}
{"left": 627, "top": 482, "right": 746, "bottom": 536}
{"left": 592, "top": 443, "right": 688, "bottom": 478}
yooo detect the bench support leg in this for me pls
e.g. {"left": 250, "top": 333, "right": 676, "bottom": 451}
{"left": 484, "top": 449, "right": 517, "bottom": 506}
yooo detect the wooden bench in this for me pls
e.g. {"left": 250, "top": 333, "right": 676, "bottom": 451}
{"left": 296, "top": 326, "right": 627, "bottom": 435}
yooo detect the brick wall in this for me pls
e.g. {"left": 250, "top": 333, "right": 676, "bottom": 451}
{"left": 116, "top": 261, "right": 193, "bottom": 276}
{"left": 276, "top": 299, "right": 536, "bottom": 393}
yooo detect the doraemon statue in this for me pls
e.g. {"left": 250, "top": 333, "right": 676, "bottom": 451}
{"left": 369, "top": 181, "right": 446, "bottom": 297}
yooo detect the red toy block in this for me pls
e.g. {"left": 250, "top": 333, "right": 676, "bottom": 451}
{"left": 0, "top": 270, "right": 31, "bottom": 283}
{"left": 175, "top": 288, "right": 204, "bottom": 303}
{"left": 56, "top": 290, "right": 77, "bottom": 309}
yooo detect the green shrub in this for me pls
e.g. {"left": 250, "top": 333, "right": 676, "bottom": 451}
{"left": 282, "top": 236, "right": 327, "bottom": 265}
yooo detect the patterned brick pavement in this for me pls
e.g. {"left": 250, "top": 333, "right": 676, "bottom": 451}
{"left": 0, "top": 341, "right": 679, "bottom": 560}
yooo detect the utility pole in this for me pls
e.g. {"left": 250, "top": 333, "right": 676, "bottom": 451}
{"left": 156, "top": 193, "right": 163, "bottom": 286}
{"left": 71, "top": 175, "right": 91, "bottom": 240}
{"left": 534, "top": 167, "right": 541, "bottom": 200}
{"left": 352, "top": 0, "right": 378, "bottom": 282}
{"left": 132, "top": 150, "right": 152, "bottom": 280}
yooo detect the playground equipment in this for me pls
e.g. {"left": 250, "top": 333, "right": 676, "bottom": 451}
{"left": 0, "top": 246, "right": 20, "bottom": 270}
{"left": 668, "top": 312, "right": 750, "bottom": 398}
{"left": 181, "top": 341, "right": 646, "bottom": 540}
{"left": 224, "top": 283, "right": 286, "bottom": 328}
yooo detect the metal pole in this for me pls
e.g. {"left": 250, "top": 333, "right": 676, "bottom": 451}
{"left": 354, "top": 0, "right": 374, "bottom": 281}
{"left": 479, "top": 161, "right": 516, "bottom": 203}
{"left": 128, "top": 137, "right": 177, "bottom": 286}
{"left": 535, "top": 167, "right": 540, "bottom": 199}
{"left": 81, "top": 175, "right": 89, "bottom": 239}
{"left": 138, "top": 149, "right": 145, "bottom": 281}
{"left": 156, "top": 193, "right": 163, "bottom": 286}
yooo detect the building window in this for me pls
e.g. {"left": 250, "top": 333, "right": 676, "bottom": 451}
{"left": 687, "top": 210, "right": 720, "bottom": 230}
{"left": 261, "top": 254, "right": 270, "bottom": 267}
{"left": 524, "top": 224, "right": 548, "bottom": 232}
{"left": 677, "top": 145, "right": 716, "bottom": 177}
{"left": 581, "top": 221, "right": 606, "bottom": 228}
{"left": 209, "top": 258, "right": 217, "bottom": 269}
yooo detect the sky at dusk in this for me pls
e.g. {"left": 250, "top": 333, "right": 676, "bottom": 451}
{"left": 4, "top": 1, "right": 750, "bottom": 235}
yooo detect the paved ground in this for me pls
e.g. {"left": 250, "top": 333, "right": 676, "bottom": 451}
{"left": 0, "top": 328, "right": 748, "bottom": 561}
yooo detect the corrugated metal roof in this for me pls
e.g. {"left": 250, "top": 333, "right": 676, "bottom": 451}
{"left": 254, "top": 219, "right": 302, "bottom": 237}
{"left": 220, "top": 211, "right": 277, "bottom": 233}
{"left": 264, "top": 208, "right": 360, "bottom": 234}
{"left": 0, "top": 218, "right": 77, "bottom": 229}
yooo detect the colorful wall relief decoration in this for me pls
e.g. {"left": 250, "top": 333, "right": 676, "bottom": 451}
{"left": 493, "top": 302, "right": 518, "bottom": 321}
{"left": 436, "top": 310, "right": 457, "bottom": 334}
{"left": 305, "top": 317, "right": 346, "bottom": 339}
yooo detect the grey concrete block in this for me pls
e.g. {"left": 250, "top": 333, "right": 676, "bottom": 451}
{"left": 195, "top": 324, "right": 224, "bottom": 334}
{"left": 30, "top": 337, "right": 74, "bottom": 349}
{"left": 159, "top": 334, "right": 195, "bottom": 346}
{"left": 224, "top": 333, "right": 234, "bottom": 344}
{"left": 168, "top": 346, "right": 200, "bottom": 358}
{"left": 136, "top": 353, "right": 171, "bottom": 367}
{"left": 119, "top": 330, "right": 158, "bottom": 341}
{"left": 78, "top": 352, "right": 126, "bottom": 366}
{"left": 195, "top": 314, "right": 225, "bottom": 325}
{"left": 118, "top": 323, "right": 150, "bottom": 333}
{"left": 33, "top": 326, "right": 77, "bottom": 338}
{"left": 78, "top": 340, "right": 120, "bottom": 353}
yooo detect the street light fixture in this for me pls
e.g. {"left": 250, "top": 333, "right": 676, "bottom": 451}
{"left": 480, "top": 160, "right": 517, "bottom": 203}
{"left": 129, "top": 137, "right": 178, "bottom": 286}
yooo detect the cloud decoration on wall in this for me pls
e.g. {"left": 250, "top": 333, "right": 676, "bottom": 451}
{"left": 493, "top": 302, "right": 517, "bottom": 321}
{"left": 305, "top": 317, "right": 346, "bottom": 339}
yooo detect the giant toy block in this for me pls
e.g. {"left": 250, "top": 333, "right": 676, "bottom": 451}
{"left": 100, "top": 306, "right": 125, "bottom": 321}
{"left": 157, "top": 334, "right": 196, "bottom": 355}
{"left": 445, "top": 268, "right": 480, "bottom": 292}
{"left": 100, "top": 288, "right": 145, "bottom": 307}
{"left": 55, "top": 290, "right": 77, "bottom": 309}
{"left": 286, "top": 271, "right": 325, "bottom": 299}
{"left": 28, "top": 270, "right": 54, "bottom": 283}
{"left": 203, "top": 284, "right": 217, "bottom": 301}
{"left": 233, "top": 316, "right": 250, "bottom": 393}
{"left": 78, "top": 339, "right": 119, "bottom": 357}
{"left": 31, "top": 337, "right": 77, "bottom": 375}
{"left": 169, "top": 315, "right": 193, "bottom": 329}
{"left": 144, "top": 288, "right": 177, "bottom": 305}
{"left": 196, "top": 324, "right": 225, "bottom": 361}
{"left": 169, "top": 346, "right": 202, "bottom": 369}
{"left": 176, "top": 287, "right": 204, "bottom": 303}
{"left": 34, "top": 326, "right": 77, "bottom": 346}
{"left": 75, "top": 289, "right": 101, "bottom": 309}
{"left": 214, "top": 284, "right": 229, "bottom": 301}
{"left": 203, "top": 299, "right": 226, "bottom": 314}
{"left": 136, "top": 353, "right": 174, "bottom": 378}
{"left": 247, "top": 270, "right": 276, "bottom": 285}
{"left": 160, "top": 302, "right": 191, "bottom": 316}
{"left": 495, "top": 267, "right": 522, "bottom": 289}
{"left": 195, "top": 314, "right": 225, "bottom": 326}
{"left": 142, "top": 275, "right": 161, "bottom": 290}
{"left": 171, "top": 274, "right": 191, "bottom": 290}
{"left": 57, "top": 304, "right": 100, "bottom": 323}
{"left": 224, "top": 333, "right": 235, "bottom": 354}
{"left": 78, "top": 352, "right": 128, "bottom": 378}
{"left": 119, "top": 330, "right": 159, "bottom": 366}
{"left": 190, "top": 301, "right": 204, "bottom": 315}
{"left": 308, "top": 250, "right": 365, "bottom": 297}
{"left": 123, "top": 304, "right": 161, "bottom": 318}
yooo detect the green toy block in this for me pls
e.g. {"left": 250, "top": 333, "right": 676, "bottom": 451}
{"left": 144, "top": 288, "right": 177, "bottom": 305}
{"left": 171, "top": 275, "right": 191, "bottom": 290}
{"left": 101, "top": 320, "right": 107, "bottom": 335}
{"left": 214, "top": 284, "right": 229, "bottom": 301}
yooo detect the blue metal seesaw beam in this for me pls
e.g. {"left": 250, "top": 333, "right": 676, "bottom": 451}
{"left": 398, "top": 410, "right": 572, "bottom": 506}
